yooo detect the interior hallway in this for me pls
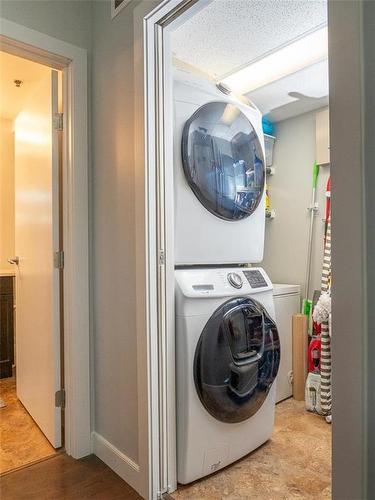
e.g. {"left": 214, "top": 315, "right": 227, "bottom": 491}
{"left": 0, "top": 375, "right": 57, "bottom": 473}
{"left": 0, "top": 454, "right": 142, "bottom": 500}
{"left": 173, "top": 399, "right": 331, "bottom": 499}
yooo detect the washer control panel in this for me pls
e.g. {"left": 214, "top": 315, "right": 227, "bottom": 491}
{"left": 175, "top": 267, "right": 272, "bottom": 298}
{"left": 227, "top": 272, "right": 243, "bottom": 289}
{"left": 243, "top": 269, "right": 268, "bottom": 289}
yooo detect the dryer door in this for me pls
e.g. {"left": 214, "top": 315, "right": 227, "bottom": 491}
{"left": 194, "top": 297, "right": 280, "bottom": 423}
{"left": 181, "top": 101, "right": 265, "bottom": 221}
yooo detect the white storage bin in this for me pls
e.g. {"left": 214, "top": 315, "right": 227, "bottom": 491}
{"left": 264, "top": 134, "right": 276, "bottom": 167}
{"left": 273, "top": 283, "right": 301, "bottom": 403}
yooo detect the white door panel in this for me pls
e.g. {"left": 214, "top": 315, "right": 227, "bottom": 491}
{"left": 14, "top": 70, "right": 61, "bottom": 448}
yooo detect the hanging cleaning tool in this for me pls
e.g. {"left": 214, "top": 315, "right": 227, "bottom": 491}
{"left": 302, "top": 162, "right": 320, "bottom": 317}
{"left": 324, "top": 177, "right": 331, "bottom": 243}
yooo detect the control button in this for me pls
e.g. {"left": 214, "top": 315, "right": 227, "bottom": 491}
{"left": 227, "top": 272, "right": 243, "bottom": 289}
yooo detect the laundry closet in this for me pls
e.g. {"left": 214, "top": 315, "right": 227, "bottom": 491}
{"left": 164, "top": 1, "right": 332, "bottom": 498}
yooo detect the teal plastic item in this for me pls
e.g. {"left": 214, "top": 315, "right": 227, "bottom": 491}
{"left": 262, "top": 117, "right": 274, "bottom": 135}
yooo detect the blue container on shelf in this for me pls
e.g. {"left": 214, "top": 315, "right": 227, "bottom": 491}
{"left": 262, "top": 117, "right": 274, "bottom": 136}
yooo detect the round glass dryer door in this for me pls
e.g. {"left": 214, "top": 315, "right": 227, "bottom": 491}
{"left": 182, "top": 101, "right": 265, "bottom": 221}
{"left": 194, "top": 297, "right": 280, "bottom": 424}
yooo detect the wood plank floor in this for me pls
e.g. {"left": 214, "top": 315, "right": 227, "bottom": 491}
{"left": 0, "top": 454, "right": 142, "bottom": 500}
{"left": 0, "top": 375, "right": 57, "bottom": 473}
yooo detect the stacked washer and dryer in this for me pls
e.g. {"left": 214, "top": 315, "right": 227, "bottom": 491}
{"left": 173, "top": 68, "right": 281, "bottom": 484}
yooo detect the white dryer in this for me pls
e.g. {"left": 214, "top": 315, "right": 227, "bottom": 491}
{"left": 175, "top": 267, "right": 280, "bottom": 484}
{"left": 174, "top": 69, "right": 266, "bottom": 265}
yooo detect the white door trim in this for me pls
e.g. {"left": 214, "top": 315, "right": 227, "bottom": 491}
{"left": 140, "top": 1, "right": 214, "bottom": 496}
{"left": 141, "top": 1, "right": 369, "bottom": 500}
{"left": 0, "top": 18, "right": 90, "bottom": 459}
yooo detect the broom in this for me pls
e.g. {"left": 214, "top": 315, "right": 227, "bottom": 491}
{"left": 302, "top": 162, "right": 320, "bottom": 320}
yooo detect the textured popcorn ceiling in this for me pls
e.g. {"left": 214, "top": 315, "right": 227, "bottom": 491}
{"left": 172, "top": 0, "right": 328, "bottom": 122}
{"left": 172, "top": 0, "right": 327, "bottom": 79}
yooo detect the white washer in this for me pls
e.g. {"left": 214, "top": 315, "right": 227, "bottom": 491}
{"left": 174, "top": 68, "right": 266, "bottom": 265}
{"left": 175, "top": 267, "right": 280, "bottom": 484}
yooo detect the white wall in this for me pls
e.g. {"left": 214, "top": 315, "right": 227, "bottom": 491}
{"left": 91, "top": 0, "right": 139, "bottom": 464}
{"left": 0, "top": 118, "right": 15, "bottom": 270}
{"left": 262, "top": 109, "right": 330, "bottom": 299}
{"left": 0, "top": 0, "right": 92, "bottom": 51}
{"left": 91, "top": 0, "right": 165, "bottom": 472}
{"left": 1, "top": 1, "right": 158, "bottom": 491}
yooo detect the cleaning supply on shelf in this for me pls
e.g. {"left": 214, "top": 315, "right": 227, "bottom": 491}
{"left": 262, "top": 117, "right": 274, "bottom": 135}
{"left": 265, "top": 183, "right": 270, "bottom": 210}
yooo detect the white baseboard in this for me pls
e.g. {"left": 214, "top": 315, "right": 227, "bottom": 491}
{"left": 91, "top": 431, "right": 141, "bottom": 494}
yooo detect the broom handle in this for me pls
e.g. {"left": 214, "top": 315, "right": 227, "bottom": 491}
{"left": 305, "top": 163, "right": 319, "bottom": 299}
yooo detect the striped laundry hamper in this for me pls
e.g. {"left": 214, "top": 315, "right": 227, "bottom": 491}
{"left": 320, "top": 217, "right": 332, "bottom": 416}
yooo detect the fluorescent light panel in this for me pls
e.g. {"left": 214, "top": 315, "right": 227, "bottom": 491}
{"left": 221, "top": 27, "right": 328, "bottom": 95}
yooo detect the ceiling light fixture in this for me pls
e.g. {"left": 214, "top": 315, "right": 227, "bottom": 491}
{"left": 220, "top": 26, "right": 328, "bottom": 95}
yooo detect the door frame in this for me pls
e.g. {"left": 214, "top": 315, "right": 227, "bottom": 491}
{"left": 140, "top": 0, "right": 369, "bottom": 499}
{"left": 138, "top": 2, "right": 214, "bottom": 495}
{"left": 0, "top": 19, "right": 90, "bottom": 459}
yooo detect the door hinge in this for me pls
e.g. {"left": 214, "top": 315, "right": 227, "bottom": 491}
{"left": 53, "top": 112, "right": 63, "bottom": 131}
{"left": 54, "top": 250, "right": 64, "bottom": 269}
{"left": 159, "top": 250, "right": 165, "bottom": 266}
{"left": 160, "top": 492, "right": 174, "bottom": 499}
{"left": 55, "top": 389, "right": 66, "bottom": 408}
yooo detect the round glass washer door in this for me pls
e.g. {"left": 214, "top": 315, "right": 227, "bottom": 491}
{"left": 194, "top": 297, "right": 280, "bottom": 424}
{"left": 182, "top": 101, "right": 265, "bottom": 221}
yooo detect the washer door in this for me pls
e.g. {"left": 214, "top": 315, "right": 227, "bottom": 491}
{"left": 181, "top": 101, "right": 265, "bottom": 221}
{"left": 194, "top": 297, "right": 280, "bottom": 423}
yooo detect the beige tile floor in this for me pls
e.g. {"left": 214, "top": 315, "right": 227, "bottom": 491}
{"left": 0, "top": 375, "right": 57, "bottom": 474}
{"left": 173, "top": 398, "right": 331, "bottom": 500}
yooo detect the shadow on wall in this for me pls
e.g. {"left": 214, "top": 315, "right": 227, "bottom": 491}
{"left": 262, "top": 108, "right": 330, "bottom": 297}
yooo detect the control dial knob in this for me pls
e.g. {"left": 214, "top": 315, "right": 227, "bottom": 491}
{"left": 227, "top": 272, "right": 243, "bottom": 289}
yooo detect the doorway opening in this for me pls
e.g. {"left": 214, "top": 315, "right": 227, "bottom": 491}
{"left": 171, "top": 4, "right": 331, "bottom": 493}
{"left": 0, "top": 50, "right": 64, "bottom": 473}
{"left": 143, "top": 0, "right": 335, "bottom": 498}
{"left": 0, "top": 19, "right": 90, "bottom": 463}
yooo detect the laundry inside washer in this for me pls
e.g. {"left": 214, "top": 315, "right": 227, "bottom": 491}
{"left": 194, "top": 297, "right": 280, "bottom": 423}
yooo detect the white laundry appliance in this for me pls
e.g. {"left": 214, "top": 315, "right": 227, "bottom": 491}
{"left": 273, "top": 283, "right": 301, "bottom": 403}
{"left": 175, "top": 267, "right": 280, "bottom": 484}
{"left": 174, "top": 69, "right": 266, "bottom": 265}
